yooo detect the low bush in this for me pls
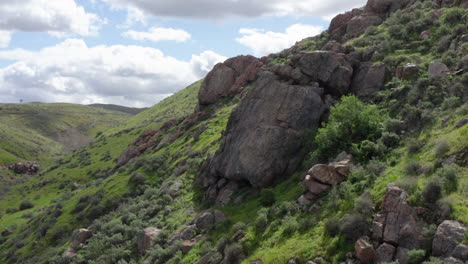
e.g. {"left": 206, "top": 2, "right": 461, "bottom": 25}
{"left": 422, "top": 181, "right": 442, "bottom": 204}
{"left": 19, "top": 200, "right": 34, "bottom": 211}
{"left": 404, "top": 160, "right": 422, "bottom": 176}
{"left": 259, "top": 188, "right": 276, "bottom": 206}
{"left": 434, "top": 140, "right": 450, "bottom": 158}
{"left": 408, "top": 249, "right": 426, "bottom": 264}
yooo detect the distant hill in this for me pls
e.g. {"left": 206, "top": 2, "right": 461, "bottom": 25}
{"left": 0, "top": 103, "right": 130, "bottom": 166}
{"left": 88, "top": 103, "right": 148, "bottom": 115}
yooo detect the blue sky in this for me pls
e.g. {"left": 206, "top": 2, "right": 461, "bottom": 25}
{"left": 0, "top": 0, "right": 366, "bottom": 107}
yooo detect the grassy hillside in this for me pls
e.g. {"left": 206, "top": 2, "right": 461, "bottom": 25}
{"left": 0, "top": 103, "right": 130, "bottom": 166}
{"left": 0, "top": 1, "right": 466, "bottom": 264}
{"left": 88, "top": 104, "right": 148, "bottom": 116}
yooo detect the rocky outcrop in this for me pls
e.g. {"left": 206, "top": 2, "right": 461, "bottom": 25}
{"left": 292, "top": 51, "right": 354, "bottom": 96}
{"left": 432, "top": 220, "right": 466, "bottom": 258}
{"left": 198, "top": 55, "right": 263, "bottom": 107}
{"left": 346, "top": 14, "right": 382, "bottom": 38}
{"left": 200, "top": 71, "right": 326, "bottom": 193}
{"left": 351, "top": 62, "right": 389, "bottom": 98}
{"left": 7, "top": 161, "right": 39, "bottom": 175}
{"left": 117, "top": 129, "right": 159, "bottom": 166}
{"left": 374, "top": 243, "right": 396, "bottom": 263}
{"left": 137, "top": 227, "right": 161, "bottom": 255}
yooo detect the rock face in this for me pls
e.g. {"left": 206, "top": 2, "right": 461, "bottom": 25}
{"left": 137, "top": 227, "right": 161, "bottom": 255}
{"left": 351, "top": 62, "right": 388, "bottom": 98}
{"left": 7, "top": 161, "right": 39, "bottom": 175}
{"left": 198, "top": 55, "right": 263, "bottom": 107}
{"left": 292, "top": 51, "right": 354, "bottom": 96}
{"left": 201, "top": 71, "right": 326, "bottom": 189}
{"left": 375, "top": 243, "right": 396, "bottom": 263}
{"left": 432, "top": 220, "right": 466, "bottom": 258}
{"left": 355, "top": 237, "right": 375, "bottom": 263}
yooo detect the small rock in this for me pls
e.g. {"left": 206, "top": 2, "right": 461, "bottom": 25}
{"left": 355, "top": 237, "right": 375, "bottom": 263}
{"left": 303, "top": 175, "right": 331, "bottom": 195}
{"left": 374, "top": 243, "right": 396, "bottom": 263}
{"left": 308, "top": 164, "right": 346, "bottom": 185}
{"left": 401, "top": 63, "right": 419, "bottom": 79}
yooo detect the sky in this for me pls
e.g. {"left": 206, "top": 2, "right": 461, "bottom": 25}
{"left": 0, "top": 0, "right": 367, "bottom": 108}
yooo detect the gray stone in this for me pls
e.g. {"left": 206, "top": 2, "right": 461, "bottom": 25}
{"left": 452, "top": 244, "right": 468, "bottom": 261}
{"left": 351, "top": 62, "right": 388, "bottom": 98}
{"left": 432, "top": 220, "right": 466, "bottom": 257}
{"left": 442, "top": 257, "right": 464, "bottom": 264}
{"left": 292, "top": 51, "right": 354, "bottom": 96}
{"left": 202, "top": 71, "right": 325, "bottom": 188}
{"left": 374, "top": 243, "right": 396, "bottom": 263}
{"left": 428, "top": 61, "right": 449, "bottom": 79}
{"left": 71, "top": 228, "right": 92, "bottom": 249}
{"left": 395, "top": 247, "right": 410, "bottom": 264}
{"left": 303, "top": 175, "right": 331, "bottom": 194}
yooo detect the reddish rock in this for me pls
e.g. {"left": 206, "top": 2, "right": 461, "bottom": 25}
{"left": 322, "top": 40, "right": 344, "bottom": 53}
{"left": 374, "top": 243, "right": 396, "bottom": 263}
{"left": 355, "top": 237, "right": 375, "bottom": 263}
{"left": 401, "top": 63, "right": 420, "bottom": 79}
{"left": 117, "top": 129, "right": 160, "bottom": 166}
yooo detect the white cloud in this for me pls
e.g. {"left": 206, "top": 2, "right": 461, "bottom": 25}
{"left": 0, "top": 0, "right": 103, "bottom": 36}
{"left": 0, "top": 39, "right": 226, "bottom": 107}
{"left": 123, "top": 27, "right": 191, "bottom": 43}
{"left": 236, "top": 24, "right": 323, "bottom": 56}
{"left": 102, "top": 0, "right": 367, "bottom": 20}
{"left": 0, "top": 30, "right": 12, "bottom": 48}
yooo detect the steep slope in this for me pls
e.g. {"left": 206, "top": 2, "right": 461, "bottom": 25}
{"left": 0, "top": 103, "right": 131, "bottom": 167}
{"left": 0, "top": 0, "right": 467, "bottom": 264}
{"left": 88, "top": 104, "right": 148, "bottom": 115}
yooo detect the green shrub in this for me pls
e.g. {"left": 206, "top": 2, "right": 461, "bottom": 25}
{"left": 422, "top": 257, "right": 442, "bottom": 264}
{"left": 442, "top": 8, "right": 467, "bottom": 25}
{"left": 407, "top": 139, "right": 424, "bottom": 154}
{"left": 259, "top": 188, "right": 276, "bottom": 206}
{"left": 404, "top": 160, "right": 422, "bottom": 176}
{"left": 380, "top": 132, "right": 400, "bottom": 148}
{"left": 282, "top": 216, "right": 299, "bottom": 237}
{"left": 435, "top": 164, "right": 459, "bottom": 194}
{"left": 224, "top": 243, "right": 244, "bottom": 264}
{"left": 340, "top": 214, "right": 369, "bottom": 242}
{"left": 325, "top": 218, "right": 340, "bottom": 237}
{"left": 408, "top": 249, "right": 426, "bottom": 264}
{"left": 313, "top": 96, "right": 385, "bottom": 161}
{"left": 422, "top": 181, "right": 442, "bottom": 204}
{"left": 434, "top": 140, "right": 450, "bottom": 158}
{"left": 19, "top": 200, "right": 34, "bottom": 211}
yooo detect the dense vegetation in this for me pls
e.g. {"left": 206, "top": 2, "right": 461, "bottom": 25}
{"left": 0, "top": 1, "right": 466, "bottom": 264}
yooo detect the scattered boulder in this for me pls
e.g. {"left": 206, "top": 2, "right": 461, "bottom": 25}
{"left": 428, "top": 61, "right": 449, "bottom": 79}
{"left": 198, "top": 55, "right": 263, "bottom": 107}
{"left": 71, "top": 228, "right": 92, "bottom": 249}
{"left": 200, "top": 71, "right": 325, "bottom": 189}
{"left": 7, "top": 162, "right": 39, "bottom": 175}
{"left": 401, "top": 63, "right": 420, "bottom": 79}
{"left": 355, "top": 237, "right": 375, "bottom": 263}
{"left": 137, "top": 227, "right": 161, "bottom": 255}
{"left": 292, "top": 51, "right": 354, "bottom": 96}
{"left": 432, "top": 220, "right": 466, "bottom": 257}
{"left": 303, "top": 175, "right": 331, "bottom": 195}
{"left": 307, "top": 158, "right": 352, "bottom": 185}
{"left": 351, "top": 62, "right": 388, "bottom": 98}
{"left": 374, "top": 243, "right": 396, "bottom": 263}
{"left": 117, "top": 129, "right": 159, "bottom": 166}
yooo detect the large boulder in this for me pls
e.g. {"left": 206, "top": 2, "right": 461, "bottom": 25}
{"left": 366, "top": 0, "right": 411, "bottom": 14}
{"left": 380, "top": 185, "right": 421, "bottom": 249}
{"left": 432, "top": 220, "right": 466, "bottom": 257}
{"left": 201, "top": 71, "right": 325, "bottom": 188}
{"left": 428, "top": 61, "right": 449, "bottom": 79}
{"left": 292, "top": 51, "right": 354, "bottom": 96}
{"left": 303, "top": 175, "right": 331, "bottom": 195}
{"left": 451, "top": 244, "right": 468, "bottom": 261}
{"left": 193, "top": 210, "right": 227, "bottom": 230}
{"left": 355, "top": 237, "right": 375, "bottom": 263}
{"left": 307, "top": 158, "right": 352, "bottom": 185}
{"left": 351, "top": 62, "right": 389, "bottom": 98}
{"left": 198, "top": 55, "right": 263, "bottom": 106}
{"left": 137, "top": 227, "right": 161, "bottom": 255}
{"left": 329, "top": 9, "right": 363, "bottom": 39}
